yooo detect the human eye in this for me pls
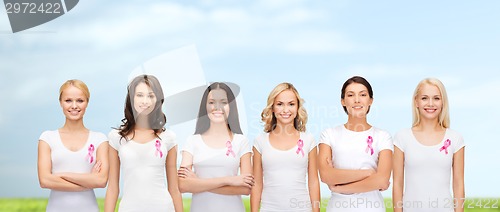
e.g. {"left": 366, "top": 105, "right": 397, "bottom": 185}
{"left": 148, "top": 94, "right": 155, "bottom": 99}
{"left": 347, "top": 94, "right": 353, "bottom": 97}
{"left": 77, "top": 99, "right": 84, "bottom": 103}
{"left": 361, "top": 93, "right": 367, "bottom": 97}
{"left": 208, "top": 101, "right": 214, "bottom": 104}
{"left": 421, "top": 96, "right": 428, "bottom": 100}
{"left": 65, "top": 99, "right": 72, "bottom": 103}
{"left": 136, "top": 93, "right": 144, "bottom": 98}
{"left": 434, "top": 97, "right": 441, "bottom": 101}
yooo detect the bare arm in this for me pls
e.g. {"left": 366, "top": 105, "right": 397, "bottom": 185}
{"left": 250, "top": 147, "right": 263, "bottom": 212}
{"left": 392, "top": 147, "right": 404, "bottom": 212}
{"left": 308, "top": 147, "right": 321, "bottom": 212}
{"left": 330, "top": 149, "right": 392, "bottom": 194}
{"left": 209, "top": 152, "right": 253, "bottom": 195}
{"left": 317, "top": 143, "right": 374, "bottom": 186}
{"left": 60, "top": 142, "right": 109, "bottom": 188}
{"left": 453, "top": 147, "right": 465, "bottom": 212}
{"left": 178, "top": 152, "right": 253, "bottom": 194}
{"left": 166, "top": 146, "right": 183, "bottom": 212}
{"left": 104, "top": 147, "right": 120, "bottom": 212}
{"left": 37, "top": 140, "right": 88, "bottom": 191}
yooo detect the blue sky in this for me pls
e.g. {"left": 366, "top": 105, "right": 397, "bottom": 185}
{"left": 1, "top": 0, "right": 499, "bottom": 198}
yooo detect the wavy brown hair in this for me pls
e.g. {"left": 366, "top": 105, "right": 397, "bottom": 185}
{"left": 118, "top": 75, "right": 166, "bottom": 140}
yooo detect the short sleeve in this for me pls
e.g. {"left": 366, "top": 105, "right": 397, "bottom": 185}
{"left": 237, "top": 135, "right": 252, "bottom": 158}
{"left": 377, "top": 129, "right": 393, "bottom": 152}
{"left": 39, "top": 131, "right": 54, "bottom": 147}
{"left": 93, "top": 132, "right": 108, "bottom": 149}
{"left": 108, "top": 129, "right": 123, "bottom": 150}
{"left": 253, "top": 134, "right": 265, "bottom": 154}
{"left": 161, "top": 129, "right": 177, "bottom": 151}
{"left": 305, "top": 133, "right": 317, "bottom": 153}
{"left": 393, "top": 130, "right": 406, "bottom": 152}
{"left": 452, "top": 130, "right": 465, "bottom": 153}
{"left": 182, "top": 135, "right": 196, "bottom": 155}
{"left": 318, "top": 129, "right": 332, "bottom": 147}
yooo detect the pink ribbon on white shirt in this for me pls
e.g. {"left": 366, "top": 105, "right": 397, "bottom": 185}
{"left": 155, "top": 140, "right": 163, "bottom": 158}
{"left": 365, "top": 136, "right": 374, "bottom": 155}
{"left": 439, "top": 139, "right": 451, "bottom": 154}
{"left": 86, "top": 144, "right": 94, "bottom": 163}
{"left": 226, "top": 141, "right": 236, "bottom": 157}
{"left": 296, "top": 139, "right": 304, "bottom": 157}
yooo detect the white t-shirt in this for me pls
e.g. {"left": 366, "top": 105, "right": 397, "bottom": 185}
{"left": 319, "top": 125, "right": 393, "bottom": 212}
{"left": 394, "top": 128, "right": 465, "bottom": 212}
{"left": 39, "top": 130, "right": 107, "bottom": 212}
{"left": 253, "top": 132, "right": 316, "bottom": 212}
{"left": 182, "top": 134, "right": 252, "bottom": 212}
{"left": 108, "top": 129, "right": 177, "bottom": 212}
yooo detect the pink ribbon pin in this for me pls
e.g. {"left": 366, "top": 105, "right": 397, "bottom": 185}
{"left": 439, "top": 139, "right": 451, "bottom": 154}
{"left": 296, "top": 139, "right": 304, "bottom": 157}
{"left": 365, "top": 136, "right": 374, "bottom": 155}
{"left": 86, "top": 144, "right": 94, "bottom": 163}
{"left": 155, "top": 140, "right": 163, "bottom": 158}
{"left": 226, "top": 141, "right": 236, "bottom": 157}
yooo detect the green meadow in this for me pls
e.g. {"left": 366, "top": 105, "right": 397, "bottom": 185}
{"left": 0, "top": 198, "right": 498, "bottom": 212}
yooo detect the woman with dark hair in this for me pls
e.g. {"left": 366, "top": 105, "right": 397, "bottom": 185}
{"left": 38, "top": 79, "right": 108, "bottom": 212}
{"left": 105, "top": 75, "right": 183, "bottom": 212}
{"left": 178, "top": 82, "right": 253, "bottom": 212}
{"left": 318, "top": 76, "right": 393, "bottom": 212}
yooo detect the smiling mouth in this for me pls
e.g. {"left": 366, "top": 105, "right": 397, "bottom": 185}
{"left": 68, "top": 110, "right": 80, "bottom": 115}
{"left": 424, "top": 108, "right": 437, "bottom": 113}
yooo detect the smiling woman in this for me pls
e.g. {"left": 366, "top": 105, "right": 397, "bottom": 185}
{"left": 37, "top": 79, "right": 109, "bottom": 212}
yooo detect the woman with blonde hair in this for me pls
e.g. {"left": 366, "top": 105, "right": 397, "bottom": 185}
{"left": 393, "top": 78, "right": 465, "bottom": 212}
{"left": 251, "top": 82, "right": 320, "bottom": 212}
{"left": 38, "top": 79, "right": 109, "bottom": 212}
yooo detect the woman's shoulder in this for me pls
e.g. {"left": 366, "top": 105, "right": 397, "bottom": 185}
{"left": 39, "top": 130, "right": 58, "bottom": 142}
{"left": 300, "top": 132, "right": 315, "bottom": 141}
{"left": 89, "top": 130, "right": 107, "bottom": 139}
{"left": 445, "top": 128, "right": 463, "bottom": 140}
{"left": 159, "top": 128, "right": 177, "bottom": 141}
{"left": 371, "top": 126, "right": 393, "bottom": 137}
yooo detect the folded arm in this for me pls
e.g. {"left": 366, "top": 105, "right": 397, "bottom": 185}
{"left": 318, "top": 143, "right": 374, "bottom": 186}
{"left": 37, "top": 140, "right": 88, "bottom": 191}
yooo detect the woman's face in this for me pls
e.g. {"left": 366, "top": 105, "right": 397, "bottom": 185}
{"left": 133, "top": 82, "right": 157, "bottom": 116}
{"left": 272, "top": 89, "right": 298, "bottom": 126}
{"left": 342, "top": 82, "right": 372, "bottom": 118}
{"left": 206, "top": 89, "right": 230, "bottom": 124}
{"left": 415, "top": 83, "right": 442, "bottom": 121}
{"left": 60, "top": 85, "right": 88, "bottom": 121}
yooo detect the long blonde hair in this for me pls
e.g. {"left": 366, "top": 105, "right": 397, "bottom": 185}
{"left": 261, "top": 82, "right": 308, "bottom": 132}
{"left": 412, "top": 78, "right": 450, "bottom": 128}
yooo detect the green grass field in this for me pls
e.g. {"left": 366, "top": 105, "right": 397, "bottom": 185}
{"left": 0, "top": 198, "right": 498, "bottom": 211}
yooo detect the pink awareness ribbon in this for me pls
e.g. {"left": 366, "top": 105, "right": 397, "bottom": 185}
{"left": 365, "top": 136, "right": 374, "bottom": 155}
{"left": 226, "top": 141, "right": 236, "bottom": 157}
{"left": 155, "top": 140, "right": 163, "bottom": 158}
{"left": 296, "top": 139, "right": 304, "bottom": 157}
{"left": 439, "top": 139, "right": 451, "bottom": 154}
{"left": 86, "top": 144, "right": 94, "bottom": 163}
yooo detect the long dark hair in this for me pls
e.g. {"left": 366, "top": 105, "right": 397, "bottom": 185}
{"left": 341, "top": 76, "right": 374, "bottom": 114}
{"left": 118, "top": 75, "right": 166, "bottom": 140}
{"left": 194, "top": 82, "right": 242, "bottom": 134}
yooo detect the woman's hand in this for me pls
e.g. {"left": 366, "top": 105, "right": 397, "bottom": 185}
{"left": 229, "top": 174, "right": 254, "bottom": 188}
{"left": 177, "top": 166, "right": 198, "bottom": 179}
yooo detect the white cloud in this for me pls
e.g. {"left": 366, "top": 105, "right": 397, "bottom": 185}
{"left": 284, "top": 30, "right": 354, "bottom": 54}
